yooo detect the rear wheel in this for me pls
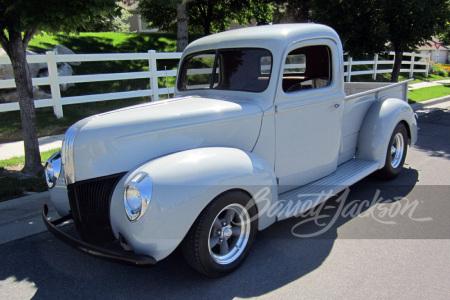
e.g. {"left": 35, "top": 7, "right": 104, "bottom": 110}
{"left": 181, "top": 190, "right": 257, "bottom": 277}
{"left": 377, "top": 123, "right": 408, "bottom": 179}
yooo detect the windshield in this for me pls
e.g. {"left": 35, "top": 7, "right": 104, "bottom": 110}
{"left": 178, "top": 48, "right": 272, "bottom": 93}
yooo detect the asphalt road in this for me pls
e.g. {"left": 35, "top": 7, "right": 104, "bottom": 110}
{"left": 0, "top": 106, "right": 449, "bottom": 299}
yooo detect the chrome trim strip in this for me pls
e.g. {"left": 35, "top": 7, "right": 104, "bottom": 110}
{"left": 62, "top": 115, "right": 97, "bottom": 185}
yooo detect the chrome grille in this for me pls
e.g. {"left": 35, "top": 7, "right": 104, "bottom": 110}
{"left": 68, "top": 173, "right": 125, "bottom": 246}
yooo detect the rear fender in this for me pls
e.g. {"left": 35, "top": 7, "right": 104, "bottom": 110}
{"left": 356, "top": 98, "right": 418, "bottom": 168}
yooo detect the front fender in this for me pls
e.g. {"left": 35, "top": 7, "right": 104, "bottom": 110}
{"left": 109, "top": 147, "right": 277, "bottom": 261}
{"left": 356, "top": 98, "right": 418, "bottom": 167}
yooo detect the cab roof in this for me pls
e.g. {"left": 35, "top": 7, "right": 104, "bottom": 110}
{"left": 183, "top": 24, "right": 341, "bottom": 56}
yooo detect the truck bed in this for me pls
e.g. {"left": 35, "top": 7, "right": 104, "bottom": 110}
{"left": 344, "top": 80, "right": 412, "bottom": 100}
{"left": 339, "top": 79, "right": 413, "bottom": 165}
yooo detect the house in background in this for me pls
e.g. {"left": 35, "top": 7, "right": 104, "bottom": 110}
{"left": 418, "top": 37, "right": 450, "bottom": 64}
{"left": 122, "top": 1, "right": 157, "bottom": 32}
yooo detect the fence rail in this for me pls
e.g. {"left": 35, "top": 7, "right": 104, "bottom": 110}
{"left": 344, "top": 52, "right": 430, "bottom": 82}
{"left": 0, "top": 50, "right": 430, "bottom": 118}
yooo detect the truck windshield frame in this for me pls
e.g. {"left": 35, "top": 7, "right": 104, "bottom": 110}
{"left": 178, "top": 48, "right": 273, "bottom": 93}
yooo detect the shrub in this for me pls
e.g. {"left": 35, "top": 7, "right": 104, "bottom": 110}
{"left": 438, "top": 63, "right": 450, "bottom": 72}
{"left": 430, "top": 61, "right": 448, "bottom": 77}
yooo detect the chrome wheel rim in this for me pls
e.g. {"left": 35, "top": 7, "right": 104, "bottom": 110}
{"left": 390, "top": 133, "right": 404, "bottom": 168}
{"left": 208, "top": 203, "right": 251, "bottom": 265}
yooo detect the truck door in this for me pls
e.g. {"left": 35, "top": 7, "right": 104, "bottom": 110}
{"left": 274, "top": 39, "right": 345, "bottom": 193}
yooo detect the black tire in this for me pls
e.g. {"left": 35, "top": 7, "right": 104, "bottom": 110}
{"left": 181, "top": 190, "right": 258, "bottom": 278}
{"left": 377, "top": 123, "right": 408, "bottom": 179}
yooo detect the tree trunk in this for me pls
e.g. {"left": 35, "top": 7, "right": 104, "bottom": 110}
{"left": 7, "top": 30, "right": 43, "bottom": 176}
{"left": 203, "top": 0, "right": 213, "bottom": 35}
{"left": 202, "top": 22, "right": 211, "bottom": 35}
{"left": 391, "top": 46, "right": 403, "bottom": 82}
{"left": 298, "top": 2, "right": 311, "bottom": 22}
{"left": 177, "top": 2, "right": 188, "bottom": 52}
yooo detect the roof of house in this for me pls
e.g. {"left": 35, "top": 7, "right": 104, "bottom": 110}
{"left": 418, "top": 37, "right": 449, "bottom": 50}
{"left": 121, "top": 1, "right": 139, "bottom": 11}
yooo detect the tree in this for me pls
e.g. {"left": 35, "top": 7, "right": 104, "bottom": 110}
{"left": 78, "top": 2, "right": 132, "bottom": 33}
{"left": 0, "top": 0, "right": 118, "bottom": 176}
{"left": 177, "top": 1, "right": 188, "bottom": 52}
{"left": 311, "top": 0, "right": 450, "bottom": 82}
{"left": 379, "top": 0, "right": 450, "bottom": 82}
{"left": 311, "top": 0, "right": 388, "bottom": 57}
{"left": 271, "top": 0, "right": 312, "bottom": 23}
{"left": 139, "top": 0, "right": 274, "bottom": 37}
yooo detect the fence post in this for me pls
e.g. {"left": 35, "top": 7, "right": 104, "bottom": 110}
{"left": 372, "top": 54, "right": 378, "bottom": 80}
{"left": 409, "top": 52, "right": 416, "bottom": 78}
{"left": 425, "top": 53, "right": 431, "bottom": 77}
{"left": 148, "top": 50, "right": 159, "bottom": 101}
{"left": 46, "top": 51, "right": 63, "bottom": 118}
{"left": 346, "top": 56, "right": 353, "bottom": 82}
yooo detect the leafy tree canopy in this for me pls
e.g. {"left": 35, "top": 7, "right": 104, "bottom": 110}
{"left": 0, "top": 0, "right": 119, "bottom": 38}
{"left": 138, "top": 0, "right": 274, "bottom": 35}
{"left": 311, "top": 0, "right": 450, "bottom": 81}
{"left": 77, "top": 2, "right": 132, "bottom": 33}
{"left": 0, "top": 0, "right": 119, "bottom": 175}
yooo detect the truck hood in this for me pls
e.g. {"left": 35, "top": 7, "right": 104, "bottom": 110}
{"left": 68, "top": 96, "right": 263, "bottom": 181}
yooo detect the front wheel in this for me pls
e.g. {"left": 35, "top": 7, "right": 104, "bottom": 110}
{"left": 377, "top": 123, "right": 408, "bottom": 179}
{"left": 181, "top": 190, "right": 258, "bottom": 277}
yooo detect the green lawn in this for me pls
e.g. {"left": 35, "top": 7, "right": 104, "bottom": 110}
{"left": 0, "top": 148, "right": 60, "bottom": 202}
{"left": 0, "top": 148, "right": 60, "bottom": 169}
{"left": 0, "top": 31, "right": 191, "bottom": 144}
{"left": 408, "top": 84, "right": 450, "bottom": 103}
{"left": 28, "top": 32, "right": 185, "bottom": 111}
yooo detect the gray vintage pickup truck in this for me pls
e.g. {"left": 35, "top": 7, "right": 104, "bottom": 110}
{"left": 43, "top": 24, "right": 417, "bottom": 277}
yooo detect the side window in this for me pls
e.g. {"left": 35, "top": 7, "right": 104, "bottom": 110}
{"left": 181, "top": 52, "right": 218, "bottom": 90}
{"left": 282, "top": 45, "right": 332, "bottom": 93}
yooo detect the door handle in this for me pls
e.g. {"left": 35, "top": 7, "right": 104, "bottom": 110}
{"left": 330, "top": 103, "right": 341, "bottom": 111}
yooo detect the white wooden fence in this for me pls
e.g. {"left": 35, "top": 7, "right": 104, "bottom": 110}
{"left": 0, "top": 50, "right": 182, "bottom": 118}
{"left": 344, "top": 52, "right": 430, "bottom": 82}
{"left": 0, "top": 50, "right": 430, "bottom": 118}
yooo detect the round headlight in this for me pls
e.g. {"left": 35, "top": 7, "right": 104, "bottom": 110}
{"left": 124, "top": 172, "right": 152, "bottom": 222}
{"left": 45, "top": 151, "right": 61, "bottom": 189}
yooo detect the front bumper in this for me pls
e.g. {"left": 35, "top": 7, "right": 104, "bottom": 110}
{"left": 42, "top": 204, "right": 156, "bottom": 266}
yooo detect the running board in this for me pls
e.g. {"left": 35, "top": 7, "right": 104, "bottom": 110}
{"left": 277, "top": 159, "right": 379, "bottom": 221}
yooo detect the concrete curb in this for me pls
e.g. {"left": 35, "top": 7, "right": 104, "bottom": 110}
{"left": 410, "top": 95, "right": 450, "bottom": 112}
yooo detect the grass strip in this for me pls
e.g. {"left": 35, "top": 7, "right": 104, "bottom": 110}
{"left": 0, "top": 148, "right": 60, "bottom": 202}
{"left": 408, "top": 84, "right": 450, "bottom": 103}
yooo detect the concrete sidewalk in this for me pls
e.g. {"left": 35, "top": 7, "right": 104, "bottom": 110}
{"left": 0, "top": 134, "right": 64, "bottom": 161}
{"left": 409, "top": 78, "right": 450, "bottom": 90}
